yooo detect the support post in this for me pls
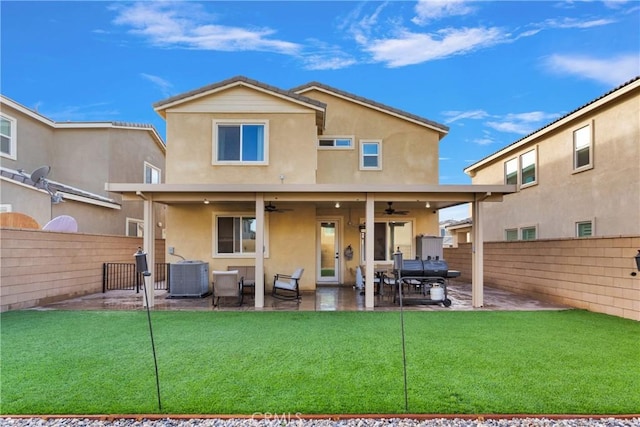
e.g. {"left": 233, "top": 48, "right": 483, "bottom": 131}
{"left": 472, "top": 197, "right": 484, "bottom": 308}
{"left": 365, "top": 194, "right": 375, "bottom": 309}
{"left": 255, "top": 193, "right": 265, "bottom": 308}
{"left": 142, "top": 195, "right": 155, "bottom": 308}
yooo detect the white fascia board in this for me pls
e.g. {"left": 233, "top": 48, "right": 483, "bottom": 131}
{"left": 58, "top": 192, "right": 121, "bottom": 209}
{"left": 0, "top": 95, "right": 56, "bottom": 126}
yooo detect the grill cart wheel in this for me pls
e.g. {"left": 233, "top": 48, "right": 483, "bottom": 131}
{"left": 443, "top": 298, "right": 452, "bottom": 307}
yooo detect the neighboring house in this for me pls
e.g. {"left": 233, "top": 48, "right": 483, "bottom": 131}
{"left": 464, "top": 77, "right": 640, "bottom": 241}
{"left": 0, "top": 95, "right": 166, "bottom": 237}
{"left": 443, "top": 218, "right": 472, "bottom": 247}
{"left": 106, "top": 76, "right": 513, "bottom": 308}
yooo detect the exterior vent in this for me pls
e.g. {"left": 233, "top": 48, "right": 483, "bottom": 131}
{"left": 169, "top": 261, "right": 210, "bottom": 297}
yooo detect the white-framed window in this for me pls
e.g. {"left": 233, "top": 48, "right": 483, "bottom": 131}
{"left": 573, "top": 124, "right": 592, "bottom": 171}
{"left": 505, "top": 228, "right": 518, "bottom": 241}
{"left": 576, "top": 220, "right": 593, "bottom": 237}
{"left": 126, "top": 218, "right": 144, "bottom": 237}
{"left": 520, "top": 149, "right": 537, "bottom": 187}
{"left": 213, "top": 119, "right": 268, "bottom": 164}
{"left": 360, "top": 220, "right": 413, "bottom": 262}
{"left": 504, "top": 158, "right": 518, "bottom": 186}
{"left": 0, "top": 204, "right": 12, "bottom": 213}
{"left": 521, "top": 226, "right": 537, "bottom": 241}
{"left": 1, "top": 113, "right": 17, "bottom": 160}
{"left": 214, "top": 213, "right": 269, "bottom": 257}
{"left": 360, "top": 140, "right": 382, "bottom": 170}
{"left": 318, "top": 136, "right": 353, "bottom": 149}
{"left": 144, "top": 162, "right": 161, "bottom": 184}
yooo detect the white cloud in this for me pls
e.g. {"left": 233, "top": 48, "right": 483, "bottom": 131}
{"left": 140, "top": 73, "right": 173, "bottom": 97}
{"left": 111, "top": 2, "right": 301, "bottom": 55}
{"left": 486, "top": 111, "right": 561, "bottom": 135}
{"left": 544, "top": 53, "right": 640, "bottom": 86}
{"left": 412, "top": 0, "right": 475, "bottom": 25}
{"left": 542, "top": 17, "right": 616, "bottom": 29}
{"left": 365, "top": 26, "right": 505, "bottom": 67}
{"left": 442, "top": 109, "right": 489, "bottom": 123}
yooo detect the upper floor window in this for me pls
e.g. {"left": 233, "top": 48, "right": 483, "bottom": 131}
{"left": 505, "top": 228, "right": 518, "bottom": 241}
{"left": 213, "top": 120, "right": 268, "bottom": 164}
{"left": 215, "top": 215, "right": 257, "bottom": 255}
{"left": 360, "top": 140, "right": 382, "bottom": 170}
{"left": 576, "top": 221, "right": 593, "bottom": 237}
{"left": 1, "top": 114, "right": 17, "bottom": 160}
{"left": 318, "top": 137, "right": 353, "bottom": 149}
{"left": 505, "top": 158, "right": 518, "bottom": 185}
{"left": 520, "top": 149, "right": 537, "bottom": 187}
{"left": 521, "top": 226, "right": 537, "bottom": 240}
{"left": 573, "top": 124, "right": 592, "bottom": 171}
{"left": 144, "top": 162, "right": 161, "bottom": 184}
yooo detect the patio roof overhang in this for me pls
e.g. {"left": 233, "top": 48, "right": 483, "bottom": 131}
{"left": 105, "top": 183, "right": 516, "bottom": 211}
{"left": 106, "top": 182, "right": 515, "bottom": 311}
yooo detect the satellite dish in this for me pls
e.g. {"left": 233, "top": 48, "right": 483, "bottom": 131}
{"left": 43, "top": 215, "right": 78, "bottom": 232}
{"left": 30, "top": 166, "right": 51, "bottom": 187}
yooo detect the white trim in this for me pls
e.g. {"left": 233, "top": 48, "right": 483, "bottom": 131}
{"left": 58, "top": 192, "right": 121, "bottom": 209}
{"left": 576, "top": 218, "right": 595, "bottom": 237}
{"left": 0, "top": 113, "right": 17, "bottom": 160}
{"left": 317, "top": 135, "right": 354, "bottom": 150}
{"left": 316, "top": 217, "right": 342, "bottom": 284}
{"left": 144, "top": 161, "right": 162, "bottom": 184}
{"left": 572, "top": 120, "right": 594, "bottom": 173}
{"left": 520, "top": 225, "right": 538, "bottom": 240}
{"left": 0, "top": 204, "right": 12, "bottom": 213}
{"left": 212, "top": 211, "right": 270, "bottom": 258}
{"left": 359, "top": 139, "right": 382, "bottom": 171}
{"left": 519, "top": 148, "right": 538, "bottom": 189}
{"left": 212, "top": 119, "right": 269, "bottom": 165}
{"left": 126, "top": 217, "right": 144, "bottom": 237}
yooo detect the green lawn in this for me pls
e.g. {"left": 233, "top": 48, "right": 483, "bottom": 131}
{"left": 1, "top": 309, "right": 638, "bottom": 415}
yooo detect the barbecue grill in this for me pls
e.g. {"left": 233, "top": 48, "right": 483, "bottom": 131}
{"left": 391, "top": 252, "right": 458, "bottom": 307}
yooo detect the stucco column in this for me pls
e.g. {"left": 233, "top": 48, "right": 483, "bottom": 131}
{"left": 471, "top": 197, "right": 484, "bottom": 308}
{"left": 254, "top": 193, "right": 265, "bottom": 308}
{"left": 142, "top": 195, "right": 155, "bottom": 308}
{"left": 365, "top": 194, "right": 375, "bottom": 309}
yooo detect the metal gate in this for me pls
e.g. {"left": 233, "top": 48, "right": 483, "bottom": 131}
{"left": 102, "top": 263, "right": 170, "bottom": 292}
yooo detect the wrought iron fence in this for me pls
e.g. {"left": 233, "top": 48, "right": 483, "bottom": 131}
{"left": 102, "top": 263, "right": 169, "bottom": 292}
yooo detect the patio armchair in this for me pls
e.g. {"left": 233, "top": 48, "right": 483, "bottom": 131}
{"left": 212, "top": 270, "right": 243, "bottom": 307}
{"left": 272, "top": 268, "right": 304, "bottom": 300}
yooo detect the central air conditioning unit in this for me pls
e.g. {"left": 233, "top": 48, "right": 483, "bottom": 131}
{"left": 168, "top": 260, "right": 210, "bottom": 298}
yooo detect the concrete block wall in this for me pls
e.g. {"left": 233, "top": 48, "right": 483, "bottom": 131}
{"left": 0, "top": 228, "right": 165, "bottom": 312}
{"left": 445, "top": 236, "right": 640, "bottom": 321}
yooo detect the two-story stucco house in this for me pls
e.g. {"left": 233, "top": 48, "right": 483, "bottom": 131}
{"left": 0, "top": 95, "right": 166, "bottom": 237}
{"left": 464, "top": 77, "right": 640, "bottom": 241}
{"left": 107, "top": 76, "right": 514, "bottom": 308}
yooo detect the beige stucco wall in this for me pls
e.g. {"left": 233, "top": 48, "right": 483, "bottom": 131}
{"left": 306, "top": 89, "right": 441, "bottom": 185}
{"left": 0, "top": 101, "right": 166, "bottom": 237}
{"left": 160, "top": 83, "right": 443, "bottom": 289}
{"left": 445, "top": 237, "right": 640, "bottom": 321}
{"left": 470, "top": 89, "right": 640, "bottom": 240}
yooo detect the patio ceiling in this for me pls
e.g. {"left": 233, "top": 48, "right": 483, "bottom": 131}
{"left": 105, "top": 183, "right": 516, "bottom": 211}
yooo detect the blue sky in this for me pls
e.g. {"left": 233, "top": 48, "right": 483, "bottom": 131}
{"left": 2, "top": 1, "right": 639, "bottom": 219}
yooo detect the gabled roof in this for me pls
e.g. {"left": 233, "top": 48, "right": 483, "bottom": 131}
{"left": 291, "top": 81, "right": 449, "bottom": 137}
{"left": 464, "top": 76, "right": 640, "bottom": 175}
{"left": 0, "top": 95, "right": 166, "bottom": 152}
{"left": 153, "top": 75, "right": 327, "bottom": 116}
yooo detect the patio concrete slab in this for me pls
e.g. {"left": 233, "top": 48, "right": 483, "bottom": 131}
{"left": 36, "top": 281, "right": 568, "bottom": 312}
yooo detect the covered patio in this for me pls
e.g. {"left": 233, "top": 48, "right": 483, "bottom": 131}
{"left": 38, "top": 281, "right": 568, "bottom": 312}
{"left": 106, "top": 183, "right": 515, "bottom": 311}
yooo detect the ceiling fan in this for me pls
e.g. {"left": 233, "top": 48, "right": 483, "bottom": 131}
{"left": 381, "top": 202, "right": 409, "bottom": 216}
{"left": 265, "top": 202, "right": 292, "bottom": 213}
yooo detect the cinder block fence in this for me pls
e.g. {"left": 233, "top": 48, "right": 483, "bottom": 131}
{"left": 445, "top": 236, "right": 640, "bottom": 321}
{"left": 0, "top": 228, "right": 164, "bottom": 312}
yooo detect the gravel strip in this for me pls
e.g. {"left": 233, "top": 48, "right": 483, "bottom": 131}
{"left": 1, "top": 418, "right": 639, "bottom": 427}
